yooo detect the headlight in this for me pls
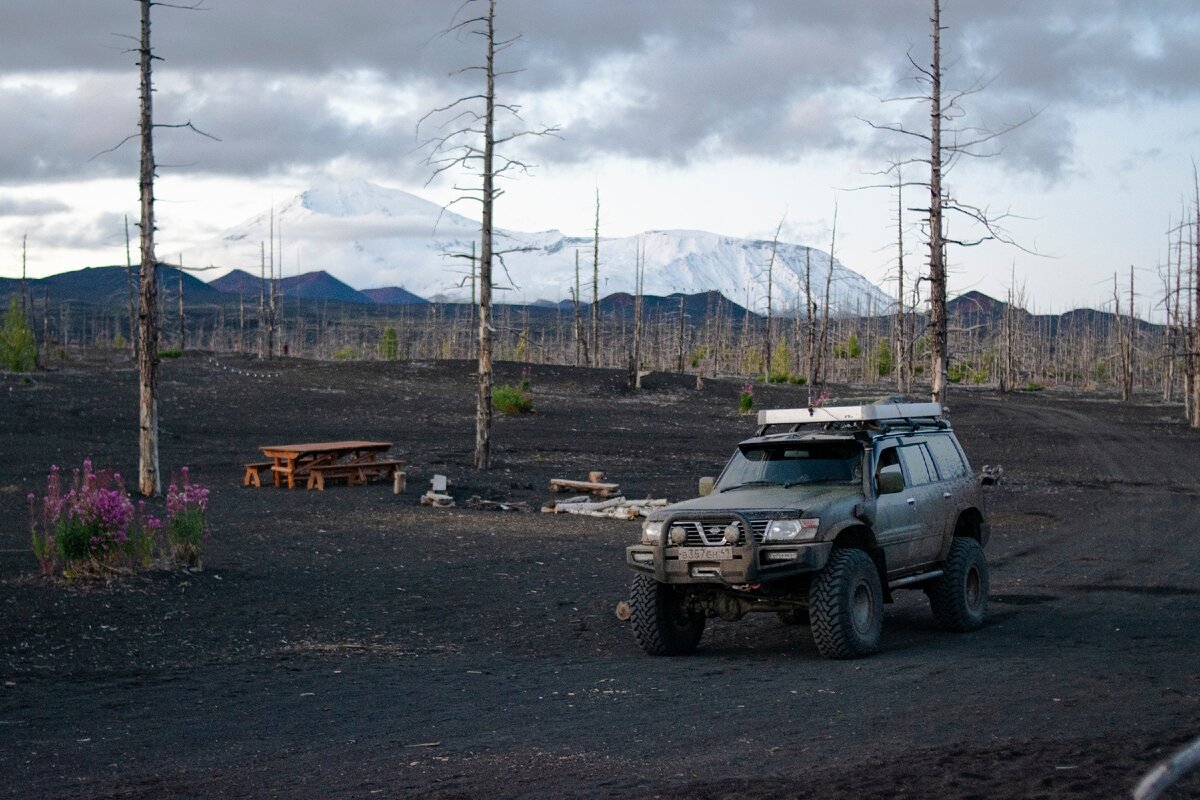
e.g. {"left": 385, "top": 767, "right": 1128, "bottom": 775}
{"left": 641, "top": 520, "right": 664, "bottom": 545}
{"left": 763, "top": 518, "right": 820, "bottom": 542}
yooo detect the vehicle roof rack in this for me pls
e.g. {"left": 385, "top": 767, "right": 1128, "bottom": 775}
{"left": 756, "top": 402, "right": 945, "bottom": 435}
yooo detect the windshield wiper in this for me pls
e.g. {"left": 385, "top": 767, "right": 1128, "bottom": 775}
{"left": 783, "top": 478, "right": 851, "bottom": 488}
{"left": 719, "top": 480, "right": 781, "bottom": 493}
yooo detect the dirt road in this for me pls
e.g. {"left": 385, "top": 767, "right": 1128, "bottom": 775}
{"left": 1, "top": 355, "right": 1197, "bottom": 798}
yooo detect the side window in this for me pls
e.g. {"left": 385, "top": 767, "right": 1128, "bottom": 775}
{"left": 898, "top": 444, "right": 934, "bottom": 486}
{"left": 926, "top": 435, "right": 968, "bottom": 479}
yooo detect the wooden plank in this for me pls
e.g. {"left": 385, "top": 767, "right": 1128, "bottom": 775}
{"left": 550, "top": 478, "right": 621, "bottom": 497}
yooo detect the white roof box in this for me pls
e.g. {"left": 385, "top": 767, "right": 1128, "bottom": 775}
{"left": 757, "top": 402, "right": 944, "bottom": 427}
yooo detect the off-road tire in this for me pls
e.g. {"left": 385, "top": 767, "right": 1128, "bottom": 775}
{"left": 629, "top": 574, "right": 705, "bottom": 656}
{"left": 777, "top": 607, "right": 809, "bottom": 625}
{"left": 808, "top": 548, "right": 883, "bottom": 659}
{"left": 928, "top": 537, "right": 989, "bottom": 632}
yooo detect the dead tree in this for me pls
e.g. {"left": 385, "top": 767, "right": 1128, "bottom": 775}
{"left": 591, "top": 188, "right": 601, "bottom": 367}
{"left": 867, "top": 0, "right": 1034, "bottom": 406}
{"left": 135, "top": 0, "right": 160, "bottom": 496}
{"left": 420, "top": 0, "right": 559, "bottom": 469}
{"left": 762, "top": 216, "right": 784, "bottom": 383}
{"left": 815, "top": 203, "right": 838, "bottom": 390}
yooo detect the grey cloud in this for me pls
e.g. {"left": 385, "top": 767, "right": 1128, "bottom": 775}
{"left": 0, "top": 196, "right": 70, "bottom": 216}
{"left": 3, "top": 1, "right": 1200, "bottom": 188}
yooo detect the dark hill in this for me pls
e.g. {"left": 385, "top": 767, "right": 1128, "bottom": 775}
{"left": 210, "top": 269, "right": 372, "bottom": 304}
{"left": 361, "top": 286, "right": 428, "bottom": 305}
{"left": 0, "top": 265, "right": 220, "bottom": 309}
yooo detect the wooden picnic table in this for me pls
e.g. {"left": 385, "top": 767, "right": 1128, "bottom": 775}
{"left": 258, "top": 441, "right": 394, "bottom": 489}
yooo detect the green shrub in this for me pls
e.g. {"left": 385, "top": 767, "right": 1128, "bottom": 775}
{"left": 0, "top": 297, "right": 37, "bottom": 372}
{"left": 159, "top": 348, "right": 182, "bottom": 359}
{"left": 875, "top": 341, "right": 894, "bottom": 378}
{"left": 788, "top": 375, "right": 807, "bottom": 386}
{"left": 332, "top": 346, "right": 359, "bottom": 361}
{"left": 738, "top": 384, "right": 754, "bottom": 413}
{"left": 493, "top": 384, "right": 533, "bottom": 414}
{"left": 379, "top": 327, "right": 398, "bottom": 360}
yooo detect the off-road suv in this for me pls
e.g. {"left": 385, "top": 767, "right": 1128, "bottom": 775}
{"left": 626, "top": 402, "right": 992, "bottom": 659}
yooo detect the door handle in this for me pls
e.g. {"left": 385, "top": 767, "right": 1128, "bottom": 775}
{"left": 943, "top": 491, "right": 952, "bottom": 499}
{"left": 906, "top": 498, "right": 916, "bottom": 505}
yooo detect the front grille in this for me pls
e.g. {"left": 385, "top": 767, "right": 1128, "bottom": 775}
{"left": 669, "top": 519, "right": 768, "bottom": 545}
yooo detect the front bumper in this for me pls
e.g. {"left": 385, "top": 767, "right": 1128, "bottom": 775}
{"left": 626, "top": 539, "right": 833, "bottom": 584}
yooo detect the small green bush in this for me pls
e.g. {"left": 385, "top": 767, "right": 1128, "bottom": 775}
{"left": 738, "top": 384, "right": 754, "bottom": 413}
{"left": 493, "top": 384, "right": 533, "bottom": 414}
{"left": 159, "top": 348, "right": 182, "bottom": 359}
{"left": 379, "top": 327, "right": 398, "bottom": 360}
{"left": 0, "top": 297, "right": 37, "bottom": 372}
{"left": 332, "top": 346, "right": 360, "bottom": 361}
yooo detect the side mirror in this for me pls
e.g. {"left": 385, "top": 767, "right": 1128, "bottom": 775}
{"left": 698, "top": 476, "right": 715, "bottom": 497}
{"left": 877, "top": 468, "right": 905, "bottom": 495}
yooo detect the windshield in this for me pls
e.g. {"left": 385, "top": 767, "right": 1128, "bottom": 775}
{"left": 716, "top": 441, "right": 863, "bottom": 491}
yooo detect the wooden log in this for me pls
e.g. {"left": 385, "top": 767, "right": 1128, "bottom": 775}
{"left": 420, "top": 490, "right": 455, "bottom": 508}
{"left": 549, "top": 478, "right": 621, "bottom": 497}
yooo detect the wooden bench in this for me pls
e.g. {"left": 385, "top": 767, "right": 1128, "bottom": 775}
{"left": 307, "top": 460, "right": 405, "bottom": 491}
{"left": 243, "top": 461, "right": 274, "bottom": 488}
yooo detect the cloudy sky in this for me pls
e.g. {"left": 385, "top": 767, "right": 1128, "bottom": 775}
{"left": 3, "top": 0, "right": 1200, "bottom": 315}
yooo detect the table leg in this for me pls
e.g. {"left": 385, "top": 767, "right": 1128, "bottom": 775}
{"left": 272, "top": 457, "right": 282, "bottom": 488}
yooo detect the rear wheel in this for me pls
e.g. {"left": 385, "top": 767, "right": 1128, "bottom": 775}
{"left": 928, "top": 537, "right": 989, "bottom": 632}
{"left": 808, "top": 548, "right": 883, "bottom": 659}
{"left": 629, "top": 574, "right": 705, "bottom": 656}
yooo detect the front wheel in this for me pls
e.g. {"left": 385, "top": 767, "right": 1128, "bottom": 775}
{"left": 928, "top": 537, "right": 989, "bottom": 632}
{"left": 629, "top": 574, "right": 705, "bottom": 656}
{"left": 808, "top": 548, "right": 883, "bottom": 659}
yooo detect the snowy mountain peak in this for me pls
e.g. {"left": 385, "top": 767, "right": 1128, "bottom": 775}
{"left": 190, "top": 179, "right": 892, "bottom": 315}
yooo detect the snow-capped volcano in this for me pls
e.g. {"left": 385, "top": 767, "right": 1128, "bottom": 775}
{"left": 187, "top": 179, "right": 892, "bottom": 315}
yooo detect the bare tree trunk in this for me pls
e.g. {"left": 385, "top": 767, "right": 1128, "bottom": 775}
{"left": 763, "top": 216, "right": 782, "bottom": 383}
{"left": 177, "top": 260, "right": 185, "bottom": 352}
{"left": 474, "top": 0, "right": 498, "bottom": 469}
{"left": 136, "top": 0, "right": 160, "bottom": 497}
{"left": 573, "top": 249, "right": 585, "bottom": 366}
{"left": 627, "top": 238, "right": 645, "bottom": 389}
{"left": 928, "top": 0, "right": 949, "bottom": 407}
{"left": 816, "top": 203, "right": 838, "bottom": 389}
{"left": 895, "top": 178, "right": 908, "bottom": 394}
{"left": 677, "top": 294, "right": 686, "bottom": 373}
{"left": 805, "top": 247, "right": 817, "bottom": 384}
{"left": 591, "top": 188, "right": 600, "bottom": 368}
{"left": 1193, "top": 174, "right": 1200, "bottom": 427}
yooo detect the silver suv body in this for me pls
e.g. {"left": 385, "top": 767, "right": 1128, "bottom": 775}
{"left": 625, "top": 403, "right": 991, "bottom": 659}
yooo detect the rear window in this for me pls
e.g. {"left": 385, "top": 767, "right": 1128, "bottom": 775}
{"left": 926, "top": 435, "right": 968, "bottom": 479}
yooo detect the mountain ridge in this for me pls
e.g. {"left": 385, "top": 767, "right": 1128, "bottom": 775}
{"left": 184, "top": 178, "right": 893, "bottom": 316}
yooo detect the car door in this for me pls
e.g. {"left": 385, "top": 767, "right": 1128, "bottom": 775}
{"left": 871, "top": 443, "right": 924, "bottom": 573}
{"left": 895, "top": 441, "right": 945, "bottom": 567}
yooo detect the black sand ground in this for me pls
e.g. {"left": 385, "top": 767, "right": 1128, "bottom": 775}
{"left": 1, "top": 354, "right": 1198, "bottom": 798}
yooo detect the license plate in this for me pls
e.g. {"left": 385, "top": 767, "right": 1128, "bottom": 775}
{"left": 676, "top": 546, "right": 733, "bottom": 561}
